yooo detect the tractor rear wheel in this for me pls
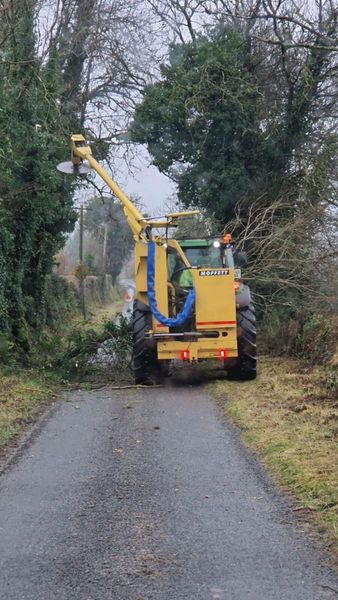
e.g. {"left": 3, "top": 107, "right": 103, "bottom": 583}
{"left": 132, "top": 300, "right": 161, "bottom": 385}
{"left": 227, "top": 303, "right": 257, "bottom": 381}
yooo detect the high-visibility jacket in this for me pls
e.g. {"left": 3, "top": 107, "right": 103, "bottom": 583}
{"left": 178, "top": 269, "right": 193, "bottom": 287}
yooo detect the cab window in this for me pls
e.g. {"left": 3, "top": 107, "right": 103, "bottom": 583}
{"left": 167, "top": 248, "right": 186, "bottom": 282}
{"left": 183, "top": 246, "right": 222, "bottom": 269}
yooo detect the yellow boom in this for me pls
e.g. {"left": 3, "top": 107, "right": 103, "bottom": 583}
{"left": 70, "top": 134, "right": 200, "bottom": 241}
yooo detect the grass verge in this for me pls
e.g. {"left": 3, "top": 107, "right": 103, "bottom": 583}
{"left": 0, "top": 299, "right": 127, "bottom": 453}
{"left": 209, "top": 355, "right": 338, "bottom": 560}
{"left": 0, "top": 368, "right": 59, "bottom": 451}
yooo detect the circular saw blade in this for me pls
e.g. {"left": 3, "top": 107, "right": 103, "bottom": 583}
{"left": 56, "top": 161, "right": 92, "bottom": 176}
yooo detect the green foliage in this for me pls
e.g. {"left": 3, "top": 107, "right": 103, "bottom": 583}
{"left": 0, "top": 273, "right": 79, "bottom": 367}
{"left": 44, "top": 274, "right": 79, "bottom": 328}
{"left": 103, "top": 317, "right": 133, "bottom": 362}
{"left": 84, "top": 253, "right": 98, "bottom": 275}
{"left": 61, "top": 315, "right": 132, "bottom": 380}
{"left": 132, "top": 26, "right": 336, "bottom": 229}
{"left": 0, "top": 335, "right": 15, "bottom": 365}
{"left": 0, "top": 2, "right": 77, "bottom": 351}
{"left": 132, "top": 29, "right": 264, "bottom": 222}
{"left": 84, "top": 196, "right": 133, "bottom": 282}
{"left": 294, "top": 314, "right": 337, "bottom": 366}
{"left": 174, "top": 211, "right": 218, "bottom": 238}
{"left": 261, "top": 308, "right": 337, "bottom": 368}
{"left": 74, "top": 264, "right": 92, "bottom": 280}
{"left": 325, "top": 368, "right": 338, "bottom": 396}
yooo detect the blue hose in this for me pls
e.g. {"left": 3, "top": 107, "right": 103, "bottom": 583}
{"left": 147, "top": 241, "right": 195, "bottom": 327}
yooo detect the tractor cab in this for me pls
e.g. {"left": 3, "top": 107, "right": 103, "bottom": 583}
{"left": 178, "top": 238, "right": 235, "bottom": 270}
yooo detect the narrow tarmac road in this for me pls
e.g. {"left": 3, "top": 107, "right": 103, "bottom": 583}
{"left": 0, "top": 378, "right": 337, "bottom": 600}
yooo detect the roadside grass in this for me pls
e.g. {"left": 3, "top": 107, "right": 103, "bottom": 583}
{"left": 0, "top": 369, "right": 58, "bottom": 451}
{"left": 210, "top": 355, "right": 338, "bottom": 558}
{"left": 0, "top": 298, "right": 126, "bottom": 453}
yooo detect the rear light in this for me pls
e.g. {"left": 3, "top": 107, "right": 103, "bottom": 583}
{"left": 124, "top": 292, "right": 132, "bottom": 302}
{"left": 219, "top": 349, "right": 228, "bottom": 359}
{"left": 181, "top": 350, "right": 190, "bottom": 361}
{"left": 234, "top": 281, "right": 240, "bottom": 292}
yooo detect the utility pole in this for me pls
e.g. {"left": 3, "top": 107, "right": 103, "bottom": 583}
{"left": 79, "top": 205, "right": 86, "bottom": 320}
{"left": 101, "top": 223, "right": 108, "bottom": 301}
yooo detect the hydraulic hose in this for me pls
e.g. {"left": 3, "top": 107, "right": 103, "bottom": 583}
{"left": 147, "top": 241, "right": 195, "bottom": 327}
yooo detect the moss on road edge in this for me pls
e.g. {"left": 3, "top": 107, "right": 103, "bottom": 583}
{"left": 0, "top": 369, "right": 59, "bottom": 450}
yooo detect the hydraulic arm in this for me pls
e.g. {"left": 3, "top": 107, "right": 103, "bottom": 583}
{"left": 68, "top": 134, "right": 200, "bottom": 241}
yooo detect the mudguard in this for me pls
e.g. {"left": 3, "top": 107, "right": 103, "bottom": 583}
{"left": 236, "top": 283, "right": 252, "bottom": 308}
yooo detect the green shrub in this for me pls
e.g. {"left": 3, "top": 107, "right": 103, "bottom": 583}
{"left": 0, "top": 334, "right": 15, "bottom": 365}
{"left": 44, "top": 274, "right": 79, "bottom": 329}
{"left": 59, "top": 314, "right": 133, "bottom": 381}
{"left": 294, "top": 313, "right": 337, "bottom": 365}
{"left": 260, "top": 309, "right": 337, "bottom": 366}
{"left": 326, "top": 367, "right": 338, "bottom": 393}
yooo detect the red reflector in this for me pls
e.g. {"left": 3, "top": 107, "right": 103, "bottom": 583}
{"left": 181, "top": 350, "right": 189, "bottom": 360}
{"left": 219, "top": 349, "right": 228, "bottom": 359}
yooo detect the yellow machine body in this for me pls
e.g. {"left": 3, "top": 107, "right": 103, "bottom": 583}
{"left": 67, "top": 135, "right": 239, "bottom": 365}
{"left": 134, "top": 238, "right": 238, "bottom": 361}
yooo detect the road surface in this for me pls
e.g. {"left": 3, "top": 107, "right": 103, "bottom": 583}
{"left": 0, "top": 378, "right": 337, "bottom": 599}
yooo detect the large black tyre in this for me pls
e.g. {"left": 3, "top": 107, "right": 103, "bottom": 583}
{"left": 132, "top": 300, "right": 161, "bottom": 385}
{"left": 227, "top": 303, "right": 257, "bottom": 381}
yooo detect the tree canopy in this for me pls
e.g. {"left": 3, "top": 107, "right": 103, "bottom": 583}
{"left": 131, "top": 20, "right": 337, "bottom": 225}
{"left": 132, "top": 29, "right": 267, "bottom": 221}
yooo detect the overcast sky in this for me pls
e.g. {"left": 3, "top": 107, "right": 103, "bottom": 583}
{"left": 77, "top": 143, "right": 177, "bottom": 217}
{"left": 117, "top": 146, "right": 176, "bottom": 215}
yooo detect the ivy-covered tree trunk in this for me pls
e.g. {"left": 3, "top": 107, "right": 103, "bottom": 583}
{"left": 0, "top": 1, "right": 76, "bottom": 348}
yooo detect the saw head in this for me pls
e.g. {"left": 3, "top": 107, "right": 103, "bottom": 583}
{"left": 56, "top": 161, "right": 92, "bottom": 176}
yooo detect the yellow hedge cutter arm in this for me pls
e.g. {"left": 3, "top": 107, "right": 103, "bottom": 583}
{"left": 60, "top": 134, "right": 200, "bottom": 241}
